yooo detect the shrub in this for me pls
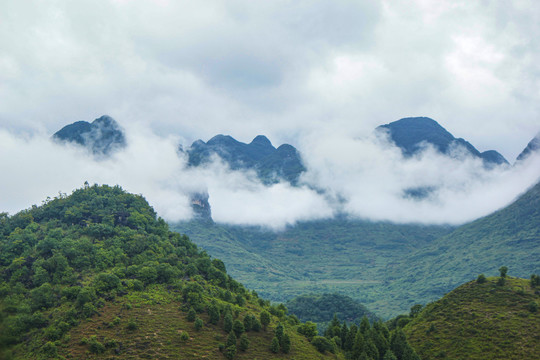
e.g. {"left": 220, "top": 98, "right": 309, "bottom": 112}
{"left": 127, "top": 318, "right": 138, "bottom": 331}
{"left": 527, "top": 301, "right": 538, "bottom": 313}
{"left": 270, "top": 336, "right": 280, "bottom": 353}
{"left": 233, "top": 319, "right": 245, "bottom": 337}
{"left": 239, "top": 333, "right": 250, "bottom": 352}
{"left": 311, "top": 336, "right": 335, "bottom": 354}
{"left": 89, "top": 336, "right": 105, "bottom": 354}
{"left": 187, "top": 307, "right": 196, "bottom": 322}
{"left": 180, "top": 331, "right": 189, "bottom": 341}
{"left": 477, "top": 274, "right": 487, "bottom": 284}
{"left": 194, "top": 317, "right": 203, "bottom": 331}
{"left": 225, "top": 345, "right": 236, "bottom": 360}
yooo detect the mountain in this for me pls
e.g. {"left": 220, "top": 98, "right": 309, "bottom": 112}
{"left": 404, "top": 277, "right": 540, "bottom": 359}
{"left": 171, "top": 219, "right": 453, "bottom": 318}
{"left": 186, "top": 135, "right": 306, "bottom": 185}
{"left": 383, "top": 180, "right": 540, "bottom": 312}
{"left": 516, "top": 132, "right": 540, "bottom": 162}
{"left": 53, "top": 115, "right": 126, "bottom": 155}
{"left": 377, "top": 117, "right": 508, "bottom": 166}
{"left": 0, "top": 185, "right": 335, "bottom": 359}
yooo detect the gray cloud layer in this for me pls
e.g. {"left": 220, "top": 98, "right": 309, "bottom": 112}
{"left": 1, "top": 0, "right": 540, "bottom": 227}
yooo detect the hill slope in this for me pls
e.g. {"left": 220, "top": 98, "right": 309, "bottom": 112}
{"left": 516, "top": 132, "right": 540, "bottom": 162}
{"left": 404, "top": 277, "right": 540, "bottom": 359}
{"left": 0, "top": 185, "right": 337, "bottom": 360}
{"left": 172, "top": 219, "right": 453, "bottom": 318}
{"left": 384, "top": 180, "right": 540, "bottom": 309}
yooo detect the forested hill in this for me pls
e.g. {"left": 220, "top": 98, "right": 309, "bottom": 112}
{"left": 404, "top": 276, "right": 540, "bottom": 359}
{"left": 0, "top": 185, "right": 341, "bottom": 359}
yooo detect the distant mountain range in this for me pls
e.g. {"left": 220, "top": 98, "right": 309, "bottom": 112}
{"left": 377, "top": 117, "right": 509, "bottom": 166}
{"left": 53, "top": 115, "right": 126, "bottom": 155}
{"left": 516, "top": 132, "right": 540, "bottom": 162}
{"left": 184, "top": 134, "right": 306, "bottom": 185}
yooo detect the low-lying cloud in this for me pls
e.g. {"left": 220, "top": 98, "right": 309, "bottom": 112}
{"left": 1, "top": 124, "right": 539, "bottom": 230}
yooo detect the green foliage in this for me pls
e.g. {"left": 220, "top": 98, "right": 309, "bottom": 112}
{"left": 499, "top": 266, "right": 508, "bottom": 278}
{"left": 226, "top": 331, "right": 237, "bottom": 347}
{"left": 281, "top": 333, "right": 291, "bottom": 353}
{"left": 476, "top": 273, "right": 487, "bottom": 283}
{"left": 194, "top": 317, "right": 204, "bottom": 331}
{"left": 187, "top": 307, "right": 196, "bottom": 322}
{"left": 223, "top": 312, "right": 233, "bottom": 333}
{"left": 180, "top": 331, "right": 189, "bottom": 341}
{"left": 127, "top": 318, "right": 138, "bottom": 331}
{"left": 527, "top": 301, "right": 538, "bottom": 313}
{"left": 531, "top": 274, "right": 540, "bottom": 287}
{"left": 297, "top": 321, "right": 318, "bottom": 341}
{"left": 260, "top": 310, "right": 270, "bottom": 330}
{"left": 224, "top": 344, "right": 236, "bottom": 360}
{"left": 404, "top": 277, "right": 540, "bottom": 359}
{"left": 232, "top": 319, "right": 245, "bottom": 337}
{"left": 270, "top": 336, "right": 280, "bottom": 353}
{"left": 88, "top": 335, "right": 105, "bottom": 354}
{"left": 238, "top": 333, "right": 250, "bottom": 352}
{"left": 311, "top": 336, "right": 335, "bottom": 354}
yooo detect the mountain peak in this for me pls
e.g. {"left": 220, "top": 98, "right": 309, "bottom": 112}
{"left": 250, "top": 135, "right": 273, "bottom": 147}
{"left": 378, "top": 117, "right": 508, "bottom": 166}
{"left": 53, "top": 115, "right": 126, "bottom": 155}
{"left": 516, "top": 131, "right": 540, "bottom": 162}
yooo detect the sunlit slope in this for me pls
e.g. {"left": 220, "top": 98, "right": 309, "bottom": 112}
{"left": 404, "top": 277, "right": 540, "bottom": 359}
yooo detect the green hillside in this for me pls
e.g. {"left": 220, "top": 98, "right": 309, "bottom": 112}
{"left": 404, "top": 276, "right": 540, "bottom": 359}
{"left": 172, "top": 219, "right": 452, "bottom": 318}
{"left": 0, "top": 185, "right": 337, "bottom": 359}
{"left": 383, "top": 181, "right": 540, "bottom": 310}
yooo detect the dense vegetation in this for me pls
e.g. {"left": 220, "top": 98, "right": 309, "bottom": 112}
{"left": 0, "top": 185, "right": 335, "bottom": 359}
{"left": 384, "top": 180, "right": 540, "bottom": 309}
{"left": 286, "top": 293, "right": 378, "bottom": 334}
{"left": 403, "top": 275, "right": 540, "bottom": 359}
{"left": 172, "top": 219, "right": 452, "bottom": 317}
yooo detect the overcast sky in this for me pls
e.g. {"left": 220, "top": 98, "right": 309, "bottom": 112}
{"left": 1, "top": 0, "right": 540, "bottom": 227}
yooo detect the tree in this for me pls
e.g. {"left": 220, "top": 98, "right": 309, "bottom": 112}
{"left": 297, "top": 321, "right": 318, "bottom": 341}
{"left": 260, "top": 310, "right": 271, "bottom": 330}
{"left": 224, "top": 312, "right": 233, "bottom": 332}
{"left": 194, "top": 317, "right": 203, "bottom": 331}
{"left": 187, "top": 307, "right": 196, "bottom": 322}
{"left": 270, "top": 336, "right": 280, "bottom": 353}
{"left": 239, "top": 333, "right": 250, "bottom": 352}
{"left": 281, "top": 333, "right": 291, "bottom": 353}
{"left": 477, "top": 274, "right": 487, "bottom": 284}
{"left": 243, "top": 314, "right": 253, "bottom": 331}
{"left": 275, "top": 322, "right": 284, "bottom": 344}
{"left": 531, "top": 274, "right": 540, "bottom": 287}
{"left": 208, "top": 303, "right": 220, "bottom": 324}
{"left": 311, "top": 336, "right": 335, "bottom": 354}
{"left": 233, "top": 319, "right": 245, "bottom": 337}
{"left": 226, "top": 331, "right": 237, "bottom": 347}
{"left": 499, "top": 266, "right": 508, "bottom": 278}
{"left": 409, "top": 304, "right": 423, "bottom": 318}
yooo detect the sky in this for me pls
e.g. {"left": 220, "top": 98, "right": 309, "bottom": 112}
{"left": 1, "top": 0, "right": 540, "bottom": 228}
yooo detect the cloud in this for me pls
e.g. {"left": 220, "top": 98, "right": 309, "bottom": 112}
{"left": 299, "top": 128, "right": 540, "bottom": 224}
{"left": 1, "top": 121, "right": 539, "bottom": 228}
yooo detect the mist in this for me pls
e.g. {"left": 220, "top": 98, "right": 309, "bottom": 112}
{"left": 1, "top": 122, "right": 539, "bottom": 230}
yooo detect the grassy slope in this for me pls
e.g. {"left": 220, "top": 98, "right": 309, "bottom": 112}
{"left": 173, "top": 219, "right": 452, "bottom": 318}
{"left": 384, "top": 181, "right": 540, "bottom": 309}
{"left": 59, "top": 285, "right": 338, "bottom": 360}
{"left": 404, "top": 277, "right": 540, "bottom": 360}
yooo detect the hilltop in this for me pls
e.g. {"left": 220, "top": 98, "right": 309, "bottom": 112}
{"left": 404, "top": 276, "right": 540, "bottom": 359}
{"left": 0, "top": 185, "right": 337, "bottom": 359}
